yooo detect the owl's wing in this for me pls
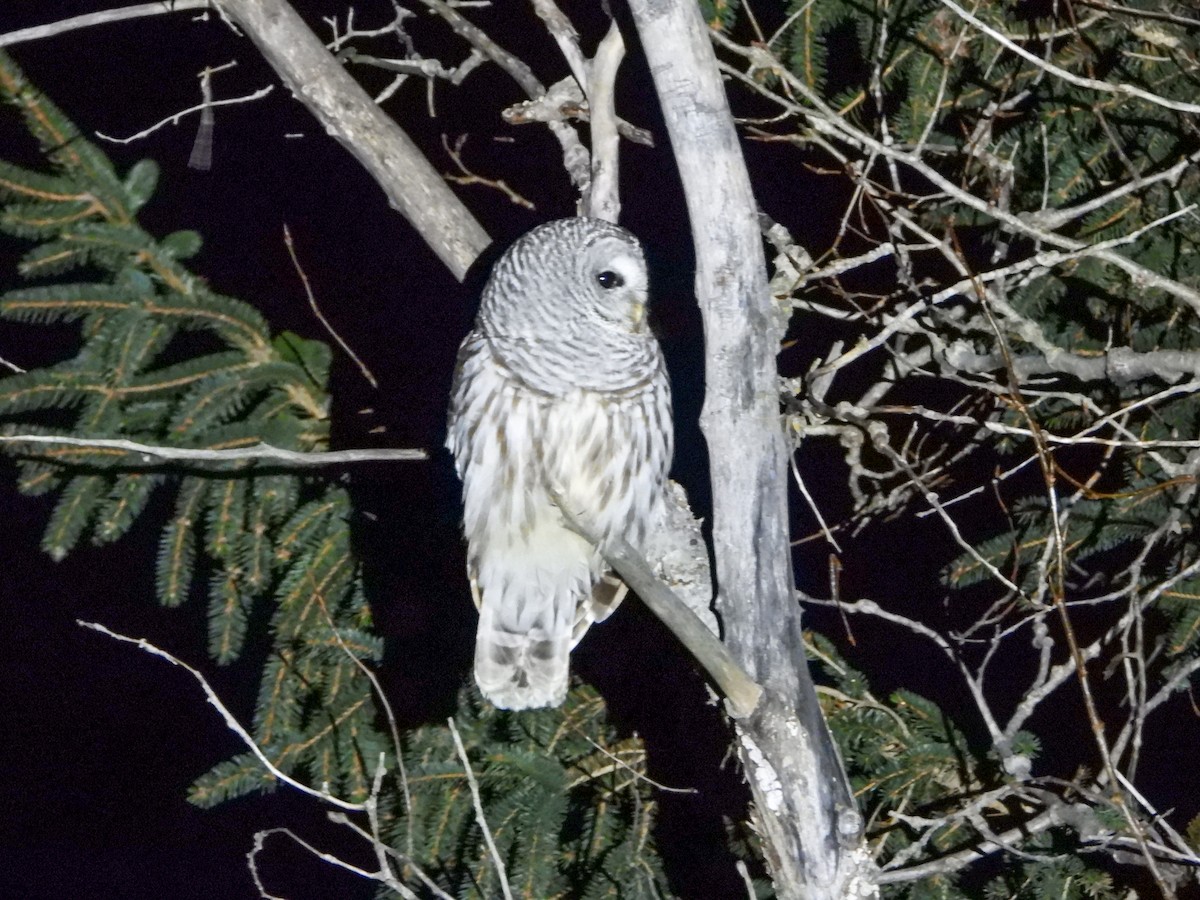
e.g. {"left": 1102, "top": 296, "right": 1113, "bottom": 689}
{"left": 571, "top": 571, "right": 628, "bottom": 648}
{"left": 451, "top": 332, "right": 594, "bottom": 710}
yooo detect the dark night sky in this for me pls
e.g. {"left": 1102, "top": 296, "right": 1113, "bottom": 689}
{"left": 3, "top": 3, "right": 1198, "bottom": 899}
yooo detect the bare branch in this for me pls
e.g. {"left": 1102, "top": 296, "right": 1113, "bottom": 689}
{"left": 569, "top": 733, "right": 698, "bottom": 794}
{"left": 502, "top": 77, "right": 654, "bottom": 147}
{"left": 416, "top": 0, "right": 590, "bottom": 193}
{"left": 585, "top": 20, "right": 625, "bottom": 222}
{"left": 213, "top": 0, "right": 490, "bottom": 280}
{"left": 248, "top": 826, "right": 418, "bottom": 900}
{"left": 627, "top": 1, "right": 867, "bottom": 896}
{"left": 937, "top": 0, "right": 1200, "bottom": 115}
{"left": 78, "top": 620, "right": 367, "bottom": 812}
{"left": 713, "top": 34, "right": 1200, "bottom": 317}
{"left": 0, "top": 434, "right": 426, "bottom": 465}
{"left": 556, "top": 497, "right": 763, "bottom": 718}
{"left": 0, "top": 1, "right": 213, "bottom": 48}
{"left": 447, "top": 718, "right": 514, "bottom": 900}
{"left": 529, "top": 0, "right": 589, "bottom": 90}
{"left": 441, "top": 134, "right": 536, "bottom": 210}
{"left": 94, "top": 85, "right": 274, "bottom": 146}
{"left": 282, "top": 223, "right": 380, "bottom": 389}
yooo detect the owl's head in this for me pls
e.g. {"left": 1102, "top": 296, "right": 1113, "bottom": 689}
{"left": 479, "top": 217, "right": 650, "bottom": 338}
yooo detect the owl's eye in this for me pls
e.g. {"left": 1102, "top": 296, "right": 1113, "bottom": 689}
{"left": 596, "top": 270, "right": 624, "bottom": 290}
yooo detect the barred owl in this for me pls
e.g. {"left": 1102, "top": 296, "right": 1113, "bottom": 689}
{"left": 447, "top": 218, "right": 673, "bottom": 710}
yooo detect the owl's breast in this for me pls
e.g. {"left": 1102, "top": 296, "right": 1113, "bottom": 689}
{"left": 448, "top": 330, "right": 672, "bottom": 553}
{"left": 541, "top": 371, "right": 672, "bottom": 549}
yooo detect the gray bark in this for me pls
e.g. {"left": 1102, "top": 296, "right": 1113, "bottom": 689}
{"left": 214, "top": 0, "right": 490, "bottom": 281}
{"left": 943, "top": 341, "right": 1200, "bottom": 385}
{"left": 626, "top": 1, "right": 872, "bottom": 896}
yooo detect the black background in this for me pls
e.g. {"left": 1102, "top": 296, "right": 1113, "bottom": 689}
{"left": 2, "top": 3, "right": 1199, "bottom": 899}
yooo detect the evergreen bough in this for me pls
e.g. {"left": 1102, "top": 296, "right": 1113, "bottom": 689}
{"left": 0, "top": 50, "right": 668, "bottom": 898}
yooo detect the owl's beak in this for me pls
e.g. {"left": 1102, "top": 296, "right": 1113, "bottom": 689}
{"left": 630, "top": 300, "right": 647, "bottom": 331}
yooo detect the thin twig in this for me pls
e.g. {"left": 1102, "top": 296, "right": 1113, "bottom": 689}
{"left": 95, "top": 86, "right": 274, "bottom": 145}
{"left": 0, "top": 434, "right": 425, "bottom": 465}
{"left": 1077, "top": 0, "right": 1200, "bottom": 27}
{"left": 416, "top": 0, "right": 591, "bottom": 193}
{"left": 282, "top": 223, "right": 379, "bottom": 389}
{"left": 441, "top": 134, "right": 535, "bottom": 209}
{"left": 790, "top": 452, "right": 843, "bottom": 552}
{"left": 570, "top": 733, "right": 697, "bottom": 794}
{"left": 712, "top": 33, "right": 1200, "bottom": 316}
{"left": 0, "top": 1, "right": 213, "bottom": 48}
{"left": 963, "top": 243, "right": 1174, "bottom": 894}
{"left": 447, "top": 718, "right": 514, "bottom": 900}
{"left": 78, "top": 620, "right": 367, "bottom": 812}
{"left": 247, "top": 826, "right": 420, "bottom": 900}
{"left": 310, "top": 575, "right": 415, "bottom": 862}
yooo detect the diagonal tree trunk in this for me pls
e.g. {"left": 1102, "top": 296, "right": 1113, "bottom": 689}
{"left": 215, "top": 0, "right": 490, "bottom": 280}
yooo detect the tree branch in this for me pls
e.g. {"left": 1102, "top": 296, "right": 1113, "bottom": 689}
{"left": 585, "top": 21, "right": 625, "bottom": 222}
{"left": 417, "top": 0, "right": 591, "bottom": 195}
{"left": 0, "top": 1, "right": 213, "bottom": 48}
{"left": 447, "top": 718, "right": 514, "bottom": 900}
{"left": 0, "top": 434, "right": 426, "bottom": 466}
{"left": 94, "top": 85, "right": 274, "bottom": 146}
{"left": 626, "top": 2, "right": 866, "bottom": 897}
{"left": 213, "top": 0, "right": 489, "bottom": 281}
{"left": 556, "top": 499, "right": 763, "bottom": 718}
{"left": 78, "top": 619, "right": 367, "bottom": 812}
{"left": 937, "top": 0, "right": 1200, "bottom": 116}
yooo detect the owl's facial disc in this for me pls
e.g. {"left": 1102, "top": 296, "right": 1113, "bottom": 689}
{"left": 588, "top": 247, "right": 648, "bottom": 333}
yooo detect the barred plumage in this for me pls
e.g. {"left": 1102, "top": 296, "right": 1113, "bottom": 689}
{"left": 447, "top": 218, "right": 673, "bottom": 710}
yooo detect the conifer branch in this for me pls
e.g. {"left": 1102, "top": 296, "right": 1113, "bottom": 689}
{"left": 0, "top": 24, "right": 681, "bottom": 900}
{"left": 313, "top": 580, "right": 414, "bottom": 862}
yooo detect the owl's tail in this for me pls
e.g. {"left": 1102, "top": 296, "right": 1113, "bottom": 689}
{"left": 471, "top": 529, "right": 594, "bottom": 710}
{"left": 474, "top": 614, "right": 572, "bottom": 710}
